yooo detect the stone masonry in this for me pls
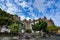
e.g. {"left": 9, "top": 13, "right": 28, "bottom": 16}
{"left": 19, "top": 16, "right": 55, "bottom": 30}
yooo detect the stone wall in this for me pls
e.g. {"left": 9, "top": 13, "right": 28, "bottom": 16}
{"left": 20, "top": 16, "right": 55, "bottom": 30}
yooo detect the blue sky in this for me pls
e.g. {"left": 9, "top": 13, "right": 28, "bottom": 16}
{"left": 0, "top": 0, "right": 60, "bottom": 26}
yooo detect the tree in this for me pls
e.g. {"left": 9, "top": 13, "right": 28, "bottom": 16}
{"left": 0, "top": 9, "right": 13, "bottom": 25}
{"left": 41, "top": 21, "right": 47, "bottom": 32}
{"left": 9, "top": 23, "right": 21, "bottom": 33}
{"left": 32, "top": 21, "right": 48, "bottom": 32}
{"left": 47, "top": 26, "right": 57, "bottom": 31}
{"left": 32, "top": 23, "right": 39, "bottom": 31}
{"left": 0, "top": 8, "right": 19, "bottom": 26}
{"left": 0, "top": 17, "right": 13, "bottom": 25}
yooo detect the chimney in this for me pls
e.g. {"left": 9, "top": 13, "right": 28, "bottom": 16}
{"left": 33, "top": 19, "right": 35, "bottom": 24}
{"left": 39, "top": 18, "right": 41, "bottom": 22}
{"left": 44, "top": 16, "right": 47, "bottom": 19}
{"left": 24, "top": 19, "right": 27, "bottom": 22}
{"left": 43, "top": 16, "right": 47, "bottom": 21}
{"left": 29, "top": 19, "right": 31, "bottom": 23}
{"left": 19, "top": 17, "right": 21, "bottom": 21}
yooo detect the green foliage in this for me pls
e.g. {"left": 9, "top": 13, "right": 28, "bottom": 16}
{"left": 0, "top": 8, "right": 22, "bottom": 33}
{"left": 0, "top": 9, "right": 12, "bottom": 25}
{"left": 0, "top": 17, "right": 13, "bottom": 25}
{"left": 0, "top": 8, "right": 18, "bottom": 26}
{"left": 47, "top": 26, "right": 57, "bottom": 31}
{"left": 9, "top": 23, "right": 21, "bottom": 33}
{"left": 41, "top": 21, "right": 47, "bottom": 31}
{"left": 32, "top": 24, "right": 39, "bottom": 31}
{"left": 32, "top": 21, "right": 47, "bottom": 32}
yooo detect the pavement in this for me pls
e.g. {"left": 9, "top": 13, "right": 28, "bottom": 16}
{"left": 0, "top": 36, "right": 60, "bottom": 40}
{"left": 0, "top": 34, "right": 60, "bottom": 40}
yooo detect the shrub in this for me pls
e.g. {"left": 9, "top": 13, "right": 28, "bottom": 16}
{"left": 25, "top": 29, "right": 32, "bottom": 33}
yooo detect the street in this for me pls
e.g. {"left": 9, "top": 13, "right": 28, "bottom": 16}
{"left": 0, "top": 35, "right": 60, "bottom": 40}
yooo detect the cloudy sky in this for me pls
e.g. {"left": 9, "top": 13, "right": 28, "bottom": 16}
{"left": 0, "top": 0, "right": 60, "bottom": 26}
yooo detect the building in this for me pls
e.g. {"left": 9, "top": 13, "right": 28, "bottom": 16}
{"left": 19, "top": 16, "right": 55, "bottom": 30}
{"left": 0, "top": 25, "right": 10, "bottom": 33}
{"left": 0, "top": 16, "right": 55, "bottom": 33}
{"left": 57, "top": 29, "right": 60, "bottom": 34}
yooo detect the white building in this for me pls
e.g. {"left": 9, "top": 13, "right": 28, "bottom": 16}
{"left": 1, "top": 25, "right": 10, "bottom": 33}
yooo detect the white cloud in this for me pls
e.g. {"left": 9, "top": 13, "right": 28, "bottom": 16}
{"left": 19, "top": 15, "right": 25, "bottom": 20}
{"left": 1, "top": 5, "right": 7, "bottom": 10}
{"left": 6, "top": 3, "right": 13, "bottom": 8}
{"left": 26, "top": 17, "right": 31, "bottom": 20}
{"left": 34, "top": 17, "right": 39, "bottom": 20}
{"left": 28, "top": 7, "right": 33, "bottom": 12}
{"left": 5, "top": 4, "right": 17, "bottom": 14}
{"left": 29, "top": 12, "right": 38, "bottom": 18}
{"left": 19, "top": 1, "right": 29, "bottom": 8}
{"left": 0, "top": 0, "right": 60, "bottom": 26}
{"left": 33, "top": 0, "right": 46, "bottom": 12}
{"left": 14, "top": 0, "right": 29, "bottom": 8}
{"left": 50, "top": 12, "right": 60, "bottom": 26}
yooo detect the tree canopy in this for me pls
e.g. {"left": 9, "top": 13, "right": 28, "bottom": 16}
{"left": 9, "top": 23, "right": 21, "bottom": 33}
{"left": 32, "top": 21, "right": 48, "bottom": 32}
{"left": 0, "top": 8, "right": 19, "bottom": 26}
{"left": 47, "top": 26, "right": 57, "bottom": 31}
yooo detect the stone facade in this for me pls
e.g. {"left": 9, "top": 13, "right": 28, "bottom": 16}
{"left": 19, "top": 16, "right": 55, "bottom": 30}
{"left": 23, "top": 19, "right": 32, "bottom": 29}
{"left": 47, "top": 18, "right": 55, "bottom": 26}
{"left": 58, "top": 29, "right": 60, "bottom": 34}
